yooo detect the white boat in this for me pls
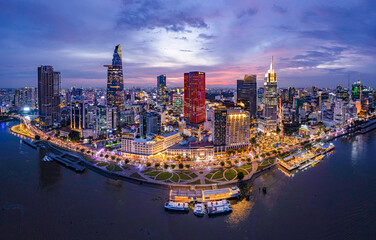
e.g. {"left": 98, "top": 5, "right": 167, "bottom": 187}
{"left": 42, "top": 155, "right": 53, "bottom": 162}
{"left": 193, "top": 203, "right": 205, "bottom": 217}
{"left": 206, "top": 200, "right": 230, "bottom": 208}
{"left": 207, "top": 205, "right": 232, "bottom": 215}
{"left": 164, "top": 201, "right": 189, "bottom": 211}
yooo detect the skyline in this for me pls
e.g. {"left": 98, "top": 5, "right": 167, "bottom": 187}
{"left": 1, "top": 0, "right": 376, "bottom": 88}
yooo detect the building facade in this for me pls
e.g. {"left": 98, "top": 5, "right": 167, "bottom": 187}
{"left": 184, "top": 72, "right": 206, "bottom": 124}
{"left": 237, "top": 75, "right": 257, "bottom": 118}
{"left": 226, "top": 108, "right": 250, "bottom": 149}
{"left": 105, "top": 44, "right": 124, "bottom": 112}
{"left": 70, "top": 101, "right": 88, "bottom": 130}
{"left": 157, "top": 74, "right": 168, "bottom": 104}
{"left": 259, "top": 58, "right": 278, "bottom": 132}
{"left": 212, "top": 106, "right": 227, "bottom": 153}
{"left": 37, "top": 65, "right": 61, "bottom": 128}
{"left": 139, "top": 111, "right": 161, "bottom": 138}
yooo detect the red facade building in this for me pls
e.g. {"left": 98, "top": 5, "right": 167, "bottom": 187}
{"left": 184, "top": 72, "right": 206, "bottom": 124}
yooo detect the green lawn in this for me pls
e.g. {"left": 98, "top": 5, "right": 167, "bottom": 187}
{"left": 235, "top": 168, "right": 248, "bottom": 176}
{"left": 130, "top": 172, "right": 145, "bottom": 180}
{"left": 122, "top": 166, "right": 129, "bottom": 170}
{"left": 240, "top": 164, "right": 252, "bottom": 169}
{"left": 141, "top": 169, "right": 151, "bottom": 174}
{"left": 190, "top": 173, "right": 198, "bottom": 178}
{"left": 145, "top": 171, "right": 161, "bottom": 177}
{"left": 177, "top": 172, "right": 191, "bottom": 180}
{"left": 106, "top": 164, "right": 114, "bottom": 171}
{"left": 205, "top": 179, "right": 217, "bottom": 184}
{"left": 156, "top": 172, "right": 172, "bottom": 181}
{"left": 224, "top": 169, "right": 236, "bottom": 181}
{"left": 205, "top": 173, "right": 213, "bottom": 179}
{"left": 188, "top": 179, "right": 201, "bottom": 185}
{"left": 212, "top": 170, "right": 224, "bottom": 179}
{"left": 97, "top": 162, "right": 109, "bottom": 167}
{"left": 170, "top": 173, "right": 180, "bottom": 183}
{"left": 114, "top": 165, "right": 122, "bottom": 171}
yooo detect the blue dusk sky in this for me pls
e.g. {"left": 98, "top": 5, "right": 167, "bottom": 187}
{"left": 0, "top": 0, "right": 375, "bottom": 88}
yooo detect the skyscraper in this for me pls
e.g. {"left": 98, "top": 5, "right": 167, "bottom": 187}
{"left": 157, "top": 74, "right": 168, "bottom": 104}
{"left": 139, "top": 111, "right": 161, "bottom": 138}
{"left": 212, "top": 106, "right": 227, "bottom": 154}
{"left": 70, "top": 101, "right": 88, "bottom": 130}
{"left": 38, "top": 65, "right": 61, "bottom": 129}
{"left": 184, "top": 72, "right": 206, "bottom": 124}
{"left": 237, "top": 74, "right": 257, "bottom": 118}
{"left": 226, "top": 108, "right": 250, "bottom": 149}
{"left": 259, "top": 57, "right": 278, "bottom": 132}
{"left": 105, "top": 44, "right": 124, "bottom": 112}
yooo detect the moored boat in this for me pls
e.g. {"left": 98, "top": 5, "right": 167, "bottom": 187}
{"left": 193, "top": 203, "right": 205, "bottom": 217}
{"left": 206, "top": 200, "right": 230, "bottom": 208}
{"left": 164, "top": 201, "right": 189, "bottom": 211}
{"left": 207, "top": 205, "right": 232, "bottom": 215}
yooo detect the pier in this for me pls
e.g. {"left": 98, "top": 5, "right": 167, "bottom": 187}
{"left": 45, "top": 152, "right": 86, "bottom": 172}
{"left": 22, "top": 139, "right": 38, "bottom": 149}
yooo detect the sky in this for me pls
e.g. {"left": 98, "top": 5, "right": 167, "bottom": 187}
{"left": 0, "top": 0, "right": 376, "bottom": 89}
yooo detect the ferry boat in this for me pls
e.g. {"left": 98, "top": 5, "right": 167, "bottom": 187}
{"left": 206, "top": 200, "right": 230, "bottom": 208}
{"left": 207, "top": 205, "right": 232, "bottom": 216}
{"left": 164, "top": 201, "right": 189, "bottom": 211}
{"left": 193, "top": 203, "right": 205, "bottom": 217}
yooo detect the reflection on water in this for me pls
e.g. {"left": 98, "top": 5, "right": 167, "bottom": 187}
{"left": 38, "top": 148, "right": 62, "bottom": 191}
{"left": 226, "top": 199, "right": 255, "bottom": 227}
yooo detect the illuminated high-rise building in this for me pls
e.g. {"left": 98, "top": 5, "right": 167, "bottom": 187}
{"left": 70, "top": 101, "right": 88, "bottom": 130}
{"left": 237, "top": 74, "right": 257, "bottom": 118}
{"left": 157, "top": 74, "right": 168, "bottom": 104}
{"left": 37, "top": 65, "right": 61, "bottom": 129}
{"left": 226, "top": 108, "right": 250, "bottom": 149}
{"left": 105, "top": 44, "right": 124, "bottom": 112}
{"left": 212, "top": 106, "right": 227, "bottom": 154}
{"left": 184, "top": 71, "right": 206, "bottom": 124}
{"left": 259, "top": 57, "right": 278, "bottom": 132}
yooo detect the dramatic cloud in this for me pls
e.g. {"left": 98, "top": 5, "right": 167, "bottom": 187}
{"left": 0, "top": 0, "right": 375, "bottom": 88}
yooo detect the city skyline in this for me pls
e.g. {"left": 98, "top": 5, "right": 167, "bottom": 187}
{"left": 1, "top": 0, "right": 376, "bottom": 88}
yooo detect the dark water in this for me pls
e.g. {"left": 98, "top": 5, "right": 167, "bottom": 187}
{"left": 1, "top": 121, "right": 376, "bottom": 240}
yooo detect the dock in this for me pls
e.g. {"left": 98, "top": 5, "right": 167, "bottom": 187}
{"left": 22, "top": 139, "right": 38, "bottom": 149}
{"left": 45, "top": 152, "right": 86, "bottom": 172}
{"left": 169, "top": 187, "right": 240, "bottom": 202}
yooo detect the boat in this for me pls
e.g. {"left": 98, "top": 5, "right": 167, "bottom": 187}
{"left": 193, "top": 203, "right": 205, "bottom": 217}
{"left": 42, "top": 155, "right": 53, "bottom": 162}
{"left": 206, "top": 200, "right": 230, "bottom": 208}
{"left": 164, "top": 201, "right": 189, "bottom": 211}
{"left": 207, "top": 205, "right": 232, "bottom": 215}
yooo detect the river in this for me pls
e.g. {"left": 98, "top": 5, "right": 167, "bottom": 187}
{"left": 1, "top": 121, "right": 376, "bottom": 240}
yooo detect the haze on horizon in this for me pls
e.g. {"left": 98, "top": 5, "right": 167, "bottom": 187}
{"left": 0, "top": 0, "right": 375, "bottom": 89}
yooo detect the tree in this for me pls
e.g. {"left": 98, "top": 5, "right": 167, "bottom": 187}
{"left": 146, "top": 162, "right": 151, "bottom": 167}
{"left": 164, "top": 163, "right": 169, "bottom": 169}
{"left": 185, "top": 164, "right": 190, "bottom": 169}
{"left": 35, "top": 135, "right": 41, "bottom": 140}
{"left": 80, "top": 149, "right": 85, "bottom": 153}
{"left": 235, "top": 159, "right": 239, "bottom": 164}
{"left": 246, "top": 158, "right": 251, "bottom": 162}
{"left": 100, "top": 154, "right": 104, "bottom": 158}
{"left": 237, "top": 171, "right": 245, "bottom": 180}
{"left": 220, "top": 161, "right": 225, "bottom": 167}
{"left": 111, "top": 156, "right": 116, "bottom": 161}
{"left": 171, "top": 164, "right": 176, "bottom": 169}
{"left": 125, "top": 159, "right": 130, "bottom": 164}
{"left": 250, "top": 137, "right": 256, "bottom": 145}
{"left": 68, "top": 131, "right": 80, "bottom": 143}
{"left": 105, "top": 154, "right": 109, "bottom": 159}
{"left": 226, "top": 160, "right": 231, "bottom": 166}
{"left": 155, "top": 163, "right": 160, "bottom": 168}
{"left": 47, "top": 137, "right": 51, "bottom": 141}
{"left": 179, "top": 163, "right": 184, "bottom": 169}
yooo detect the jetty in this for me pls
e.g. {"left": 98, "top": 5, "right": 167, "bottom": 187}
{"left": 22, "top": 139, "right": 38, "bottom": 149}
{"left": 45, "top": 152, "right": 85, "bottom": 172}
{"left": 169, "top": 186, "right": 240, "bottom": 202}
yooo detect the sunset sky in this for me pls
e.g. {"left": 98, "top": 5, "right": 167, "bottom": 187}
{"left": 1, "top": 0, "right": 375, "bottom": 88}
